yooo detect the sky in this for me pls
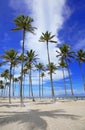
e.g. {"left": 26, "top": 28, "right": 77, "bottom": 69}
{"left": 0, "top": 0, "right": 85, "bottom": 97}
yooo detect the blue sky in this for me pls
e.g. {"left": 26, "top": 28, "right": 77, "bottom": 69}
{"left": 0, "top": 0, "right": 85, "bottom": 97}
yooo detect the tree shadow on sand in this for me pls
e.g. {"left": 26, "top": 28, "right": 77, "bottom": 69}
{"left": 0, "top": 109, "right": 81, "bottom": 130}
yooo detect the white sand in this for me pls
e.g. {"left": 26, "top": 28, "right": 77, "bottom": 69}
{"left": 0, "top": 98, "right": 85, "bottom": 130}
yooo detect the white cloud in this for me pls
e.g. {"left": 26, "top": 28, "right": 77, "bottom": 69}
{"left": 24, "top": 0, "right": 70, "bottom": 64}
{"left": 9, "top": 0, "right": 72, "bottom": 82}
{"left": 24, "top": 0, "right": 71, "bottom": 82}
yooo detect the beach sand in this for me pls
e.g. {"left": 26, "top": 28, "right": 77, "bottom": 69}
{"left": 0, "top": 98, "right": 85, "bottom": 130}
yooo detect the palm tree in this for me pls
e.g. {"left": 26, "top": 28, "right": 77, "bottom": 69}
{"left": 1, "top": 69, "right": 9, "bottom": 97}
{"left": 41, "top": 72, "right": 45, "bottom": 97}
{"left": 25, "top": 50, "right": 38, "bottom": 101}
{"left": 56, "top": 44, "right": 74, "bottom": 95}
{"left": 39, "top": 31, "right": 57, "bottom": 97}
{"left": 47, "top": 62, "right": 57, "bottom": 98}
{"left": 58, "top": 60, "right": 67, "bottom": 95}
{"left": 23, "top": 67, "right": 28, "bottom": 97}
{"left": 0, "top": 80, "right": 4, "bottom": 96}
{"left": 36, "top": 63, "right": 44, "bottom": 98}
{"left": 12, "top": 60, "right": 19, "bottom": 97}
{"left": 25, "top": 63, "right": 34, "bottom": 99}
{"left": 5, "top": 82, "right": 10, "bottom": 97}
{"left": 12, "top": 14, "right": 36, "bottom": 105}
{"left": 76, "top": 49, "right": 85, "bottom": 91}
{"left": 1, "top": 49, "right": 18, "bottom": 103}
{"left": 13, "top": 77, "right": 19, "bottom": 96}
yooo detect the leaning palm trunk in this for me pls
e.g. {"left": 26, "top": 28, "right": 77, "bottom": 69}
{"left": 20, "top": 29, "right": 25, "bottom": 105}
{"left": 79, "top": 63, "right": 85, "bottom": 91}
{"left": 46, "top": 41, "right": 55, "bottom": 98}
{"left": 62, "top": 68, "right": 67, "bottom": 95}
{"left": 66, "top": 62, "right": 74, "bottom": 95}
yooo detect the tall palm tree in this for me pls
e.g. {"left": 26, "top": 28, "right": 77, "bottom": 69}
{"left": 47, "top": 62, "right": 57, "bottom": 98}
{"left": 41, "top": 72, "right": 45, "bottom": 97}
{"left": 25, "top": 50, "right": 38, "bottom": 101}
{"left": 1, "top": 49, "right": 18, "bottom": 103}
{"left": 58, "top": 60, "right": 67, "bottom": 95}
{"left": 39, "top": 31, "right": 57, "bottom": 97}
{"left": 76, "top": 49, "right": 85, "bottom": 91}
{"left": 56, "top": 44, "right": 74, "bottom": 95}
{"left": 36, "top": 63, "right": 44, "bottom": 98}
{"left": 12, "top": 14, "right": 36, "bottom": 105}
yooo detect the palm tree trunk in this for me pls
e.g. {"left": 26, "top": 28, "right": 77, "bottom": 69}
{"left": 4, "top": 79, "right": 6, "bottom": 97}
{"left": 79, "top": 63, "right": 85, "bottom": 91}
{"left": 1, "top": 89, "right": 3, "bottom": 97}
{"left": 23, "top": 75, "right": 25, "bottom": 98}
{"left": 12, "top": 69, "right": 15, "bottom": 97}
{"left": 66, "top": 62, "right": 74, "bottom": 96}
{"left": 62, "top": 68, "right": 67, "bottom": 95}
{"left": 9, "top": 65, "right": 12, "bottom": 103}
{"left": 42, "top": 77, "right": 43, "bottom": 97}
{"left": 39, "top": 70, "right": 41, "bottom": 98}
{"left": 30, "top": 69, "right": 35, "bottom": 101}
{"left": 20, "top": 29, "right": 25, "bottom": 105}
{"left": 5, "top": 79, "right": 7, "bottom": 97}
{"left": 12, "top": 80, "right": 14, "bottom": 97}
{"left": 50, "top": 73, "right": 55, "bottom": 98}
{"left": 29, "top": 73, "right": 31, "bottom": 97}
{"left": 46, "top": 41, "right": 51, "bottom": 64}
{"left": 46, "top": 41, "right": 55, "bottom": 98}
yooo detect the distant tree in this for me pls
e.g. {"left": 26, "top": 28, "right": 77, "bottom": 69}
{"left": 76, "top": 49, "right": 85, "bottom": 91}
{"left": 47, "top": 62, "right": 57, "bottom": 98}
{"left": 25, "top": 50, "right": 38, "bottom": 101}
{"left": 1, "top": 69, "right": 9, "bottom": 97}
{"left": 0, "top": 80, "right": 4, "bottom": 96}
{"left": 58, "top": 60, "right": 67, "bottom": 95}
{"left": 13, "top": 77, "right": 19, "bottom": 96}
{"left": 1, "top": 49, "right": 18, "bottom": 103}
{"left": 36, "top": 63, "right": 44, "bottom": 98}
{"left": 39, "top": 31, "right": 57, "bottom": 97}
{"left": 56, "top": 44, "right": 74, "bottom": 95}
{"left": 41, "top": 72, "right": 45, "bottom": 97}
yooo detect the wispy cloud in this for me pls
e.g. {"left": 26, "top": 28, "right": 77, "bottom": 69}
{"left": 2, "top": 33, "right": 10, "bottom": 43}
{"left": 9, "top": 0, "right": 32, "bottom": 15}
{"left": 74, "top": 38, "right": 85, "bottom": 51}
